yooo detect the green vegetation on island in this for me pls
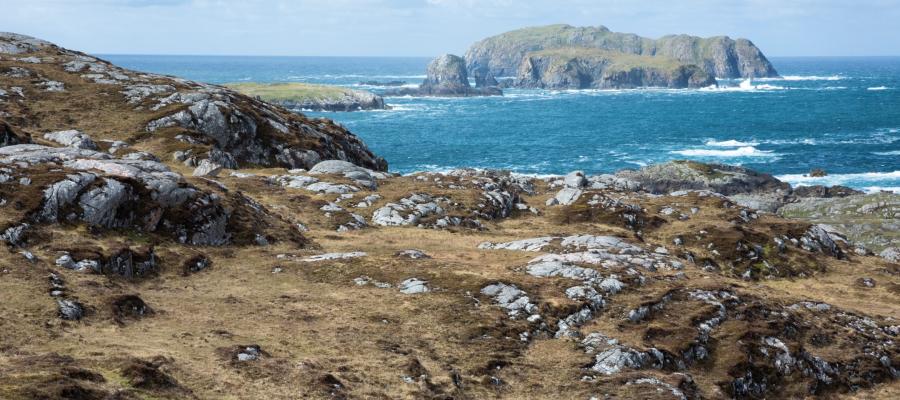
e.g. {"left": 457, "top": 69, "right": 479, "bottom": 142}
{"left": 225, "top": 82, "right": 387, "bottom": 112}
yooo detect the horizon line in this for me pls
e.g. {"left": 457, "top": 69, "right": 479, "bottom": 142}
{"left": 95, "top": 53, "right": 900, "bottom": 59}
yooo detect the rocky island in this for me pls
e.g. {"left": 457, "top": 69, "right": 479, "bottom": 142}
{"left": 466, "top": 24, "right": 779, "bottom": 88}
{"left": 386, "top": 54, "right": 502, "bottom": 97}
{"left": 1, "top": 32, "right": 899, "bottom": 400}
{"left": 226, "top": 82, "right": 389, "bottom": 112}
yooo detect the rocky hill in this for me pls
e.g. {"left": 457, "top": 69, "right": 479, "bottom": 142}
{"left": 515, "top": 48, "right": 717, "bottom": 89}
{"left": 226, "top": 82, "right": 389, "bottom": 112}
{"left": 1, "top": 33, "right": 899, "bottom": 400}
{"left": 0, "top": 33, "right": 386, "bottom": 172}
{"left": 465, "top": 24, "right": 779, "bottom": 86}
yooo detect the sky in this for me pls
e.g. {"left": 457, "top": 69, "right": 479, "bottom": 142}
{"left": 1, "top": 0, "right": 900, "bottom": 57}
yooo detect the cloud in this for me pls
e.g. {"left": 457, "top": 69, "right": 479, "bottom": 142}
{"left": 0, "top": 0, "right": 899, "bottom": 56}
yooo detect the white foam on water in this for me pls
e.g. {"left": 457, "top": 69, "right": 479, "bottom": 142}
{"left": 862, "top": 186, "right": 900, "bottom": 193}
{"left": 698, "top": 79, "right": 785, "bottom": 92}
{"left": 873, "top": 150, "right": 900, "bottom": 156}
{"left": 867, "top": 86, "right": 889, "bottom": 91}
{"left": 705, "top": 139, "right": 760, "bottom": 147}
{"left": 777, "top": 171, "right": 900, "bottom": 189}
{"left": 756, "top": 75, "right": 843, "bottom": 81}
{"left": 671, "top": 146, "right": 775, "bottom": 157}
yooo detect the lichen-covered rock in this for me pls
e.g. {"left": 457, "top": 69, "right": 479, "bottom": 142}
{"left": 881, "top": 247, "right": 900, "bottom": 263}
{"left": 309, "top": 159, "right": 389, "bottom": 189}
{"left": 398, "top": 278, "right": 430, "bottom": 294}
{"left": 616, "top": 160, "right": 789, "bottom": 195}
{"left": 0, "top": 145, "right": 300, "bottom": 246}
{"left": 0, "top": 32, "right": 387, "bottom": 172}
{"left": 192, "top": 159, "right": 223, "bottom": 177}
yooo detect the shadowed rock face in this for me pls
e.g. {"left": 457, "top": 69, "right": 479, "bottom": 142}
{"left": 465, "top": 24, "right": 778, "bottom": 83}
{"left": 514, "top": 49, "right": 717, "bottom": 89}
{"left": 386, "top": 54, "right": 502, "bottom": 97}
{"left": 0, "top": 32, "right": 387, "bottom": 172}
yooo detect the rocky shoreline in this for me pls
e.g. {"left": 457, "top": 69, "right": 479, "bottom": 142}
{"left": 1, "top": 32, "right": 898, "bottom": 400}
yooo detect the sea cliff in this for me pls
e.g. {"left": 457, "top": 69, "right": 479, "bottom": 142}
{"left": 465, "top": 24, "right": 779, "bottom": 87}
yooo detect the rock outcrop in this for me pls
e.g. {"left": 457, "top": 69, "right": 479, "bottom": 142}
{"left": 464, "top": 24, "right": 779, "bottom": 83}
{"left": 0, "top": 144, "right": 304, "bottom": 247}
{"left": 386, "top": 54, "right": 502, "bottom": 97}
{"left": 514, "top": 48, "right": 717, "bottom": 89}
{"left": 615, "top": 160, "right": 790, "bottom": 196}
{"left": 0, "top": 32, "right": 386, "bottom": 171}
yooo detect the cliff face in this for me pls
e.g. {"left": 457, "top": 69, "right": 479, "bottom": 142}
{"left": 0, "top": 33, "right": 387, "bottom": 171}
{"left": 465, "top": 24, "right": 778, "bottom": 82}
{"left": 386, "top": 54, "right": 501, "bottom": 97}
{"left": 515, "top": 49, "right": 717, "bottom": 89}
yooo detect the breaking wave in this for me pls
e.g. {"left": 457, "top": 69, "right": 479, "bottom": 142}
{"left": 705, "top": 139, "right": 760, "bottom": 147}
{"left": 672, "top": 146, "right": 775, "bottom": 157}
{"left": 777, "top": 171, "right": 900, "bottom": 191}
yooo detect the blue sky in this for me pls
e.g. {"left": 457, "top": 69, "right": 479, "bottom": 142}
{"left": 1, "top": 0, "right": 899, "bottom": 56}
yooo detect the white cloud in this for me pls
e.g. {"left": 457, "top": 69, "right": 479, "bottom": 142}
{"left": 1, "top": 0, "right": 899, "bottom": 56}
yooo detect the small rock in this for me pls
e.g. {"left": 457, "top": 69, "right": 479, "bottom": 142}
{"left": 880, "top": 247, "right": 900, "bottom": 263}
{"left": 192, "top": 159, "right": 223, "bottom": 177}
{"left": 236, "top": 345, "right": 262, "bottom": 362}
{"left": 57, "top": 299, "right": 84, "bottom": 320}
{"left": 299, "top": 252, "right": 367, "bottom": 262}
{"left": 43, "top": 130, "right": 98, "bottom": 150}
{"left": 857, "top": 277, "right": 876, "bottom": 288}
{"left": 564, "top": 171, "right": 587, "bottom": 188}
{"left": 395, "top": 249, "right": 431, "bottom": 259}
{"left": 398, "top": 278, "right": 429, "bottom": 294}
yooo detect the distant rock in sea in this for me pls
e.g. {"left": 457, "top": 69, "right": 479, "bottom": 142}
{"left": 464, "top": 24, "right": 779, "bottom": 86}
{"left": 226, "top": 82, "right": 388, "bottom": 112}
{"left": 386, "top": 54, "right": 502, "bottom": 97}
{"left": 358, "top": 80, "right": 407, "bottom": 87}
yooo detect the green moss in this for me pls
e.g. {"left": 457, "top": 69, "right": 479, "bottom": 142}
{"left": 527, "top": 48, "right": 684, "bottom": 72}
{"left": 224, "top": 82, "right": 355, "bottom": 103}
{"left": 672, "top": 160, "right": 729, "bottom": 179}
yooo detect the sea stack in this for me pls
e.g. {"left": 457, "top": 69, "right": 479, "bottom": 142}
{"left": 387, "top": 54, "right": 502, "bottom": 97}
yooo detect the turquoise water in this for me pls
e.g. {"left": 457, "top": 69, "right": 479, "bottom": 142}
{"left": 103, "top": 55, "right": 900, "bottom": 192}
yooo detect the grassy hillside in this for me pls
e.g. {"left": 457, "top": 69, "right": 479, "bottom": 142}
{"left": 526, "top": 48, "right": 685, "bottom": 72}
{"left": 225, "top": 82, "right": 359, "bottom": 103}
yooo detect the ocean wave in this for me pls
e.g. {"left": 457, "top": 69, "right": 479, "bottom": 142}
{"left": 671, "top": 146, "right": 775, "bottom": 157}
{"left": 874, "top": 150, "right": 900, "bottom": 156}
{"left": 699, "top": 79, "right": 785, "bottom": 92}
{"left": 777, "top": 171, "right": 900, "bottom": 189}
{"left": 756, "top": 75, "right": 843, "bottom": 81}
{"left": 705, "top": 139, "right": 760, "bottom": 147}
{"left": 862, "top": 186, "right": 900, "bottom": 194}
{"left": 867, "top": 86, "right": 890, "bottom": 91}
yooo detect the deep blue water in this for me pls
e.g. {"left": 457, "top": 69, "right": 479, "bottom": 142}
{"left": 103, "top": 54, "right": 900, "bottom": 192}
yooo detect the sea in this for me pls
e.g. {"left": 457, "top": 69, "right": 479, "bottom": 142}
{"left": 102, "top": 55, "right": 900, "bottom": 192}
